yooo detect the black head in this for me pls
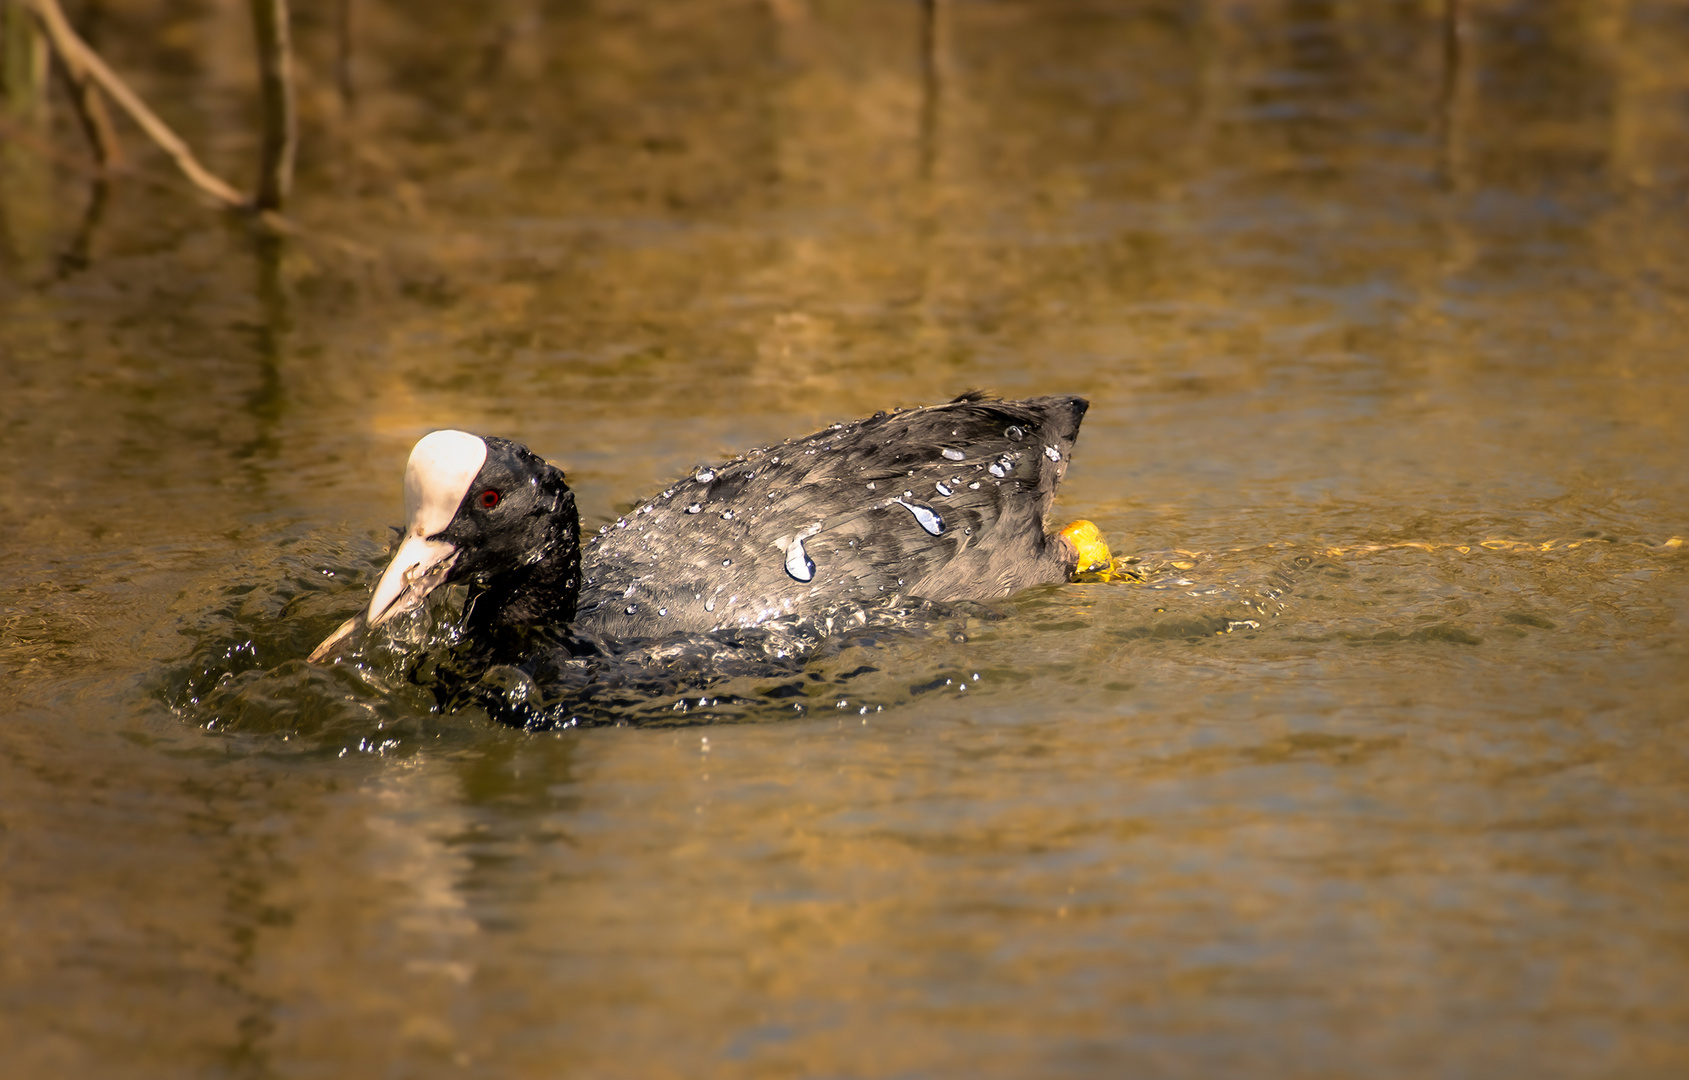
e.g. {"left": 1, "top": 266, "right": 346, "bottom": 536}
{"left": 309, "top": 431, "right": 581, "bottom": 661}
{"left": 433, "top": 436, "right": 577, "bottom": 590}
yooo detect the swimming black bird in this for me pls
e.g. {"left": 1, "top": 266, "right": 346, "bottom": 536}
{"left": 309, "top": 393, "right": 1111, "bottom": 662}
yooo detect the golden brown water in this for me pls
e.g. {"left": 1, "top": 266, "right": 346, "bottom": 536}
{"left": 3, "top": 0, "right": 1688, "bottom": 1075}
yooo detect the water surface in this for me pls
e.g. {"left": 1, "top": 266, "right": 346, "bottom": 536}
{"left": 2, "top": 1, "right": 1687, "bottom": 1076}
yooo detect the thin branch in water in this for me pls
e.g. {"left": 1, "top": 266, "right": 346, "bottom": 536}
{"left": 251, "top": 0, "right": 296, "bottom": 211}
{"left": 335, "top": 0, "right": 355, "bottom": 111}
{"left": 19, "top": 0, "right": 248, "bottom": 208}
{"left": 918, "top": 0, "right": 945, "bottom": 182}
{"left": 50, "top": 23, "right": 121, "bottom": 167}
{"left": 56, "top": 174, "right": 108, "bottom": 277}
{"left": 1436, "top": 0, "right": 1465, "bottom": 190}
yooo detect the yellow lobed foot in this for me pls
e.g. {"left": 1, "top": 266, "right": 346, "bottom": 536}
{"left": 1059, "top": 519, "right": 1114, "bottom": 576}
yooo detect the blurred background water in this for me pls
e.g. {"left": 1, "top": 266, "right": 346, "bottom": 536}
{"left": 1, "top": 0, "right": 1687, "bottom": 1076}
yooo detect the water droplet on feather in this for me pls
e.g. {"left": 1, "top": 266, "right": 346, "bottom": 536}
{"left": 785, "top": 537, "right": 816, "bottom": 582}
{"left": 941, "top": 448, "right": 965, "bottom": 461}
{"left": 894, "top": 498, "right": 946, "bottom": 536}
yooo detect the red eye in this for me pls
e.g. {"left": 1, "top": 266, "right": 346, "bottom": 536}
{"left": 478, "top": 489, "right": 500, "bottom": 509}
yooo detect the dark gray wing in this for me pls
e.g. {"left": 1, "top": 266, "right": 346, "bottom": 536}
{"left": 574, "top": 394, "right": 1088, "bottom": 637}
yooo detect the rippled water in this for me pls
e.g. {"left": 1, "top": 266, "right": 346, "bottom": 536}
{"left": 3, "top": 1, "right": 1687, "bottom": 1075}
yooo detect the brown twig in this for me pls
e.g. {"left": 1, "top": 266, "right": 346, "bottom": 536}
{"left": 1436, "top": 0, "right": 1465, "bottom": 191}
{"left": 52, "top": 32, "right": 121, "bottom": 167}
{"left": 335, "top": 0, "right": 355, "bottom": 111}
{"left": 19, "top": 0, "right": 248, "bottom": 208}
{"left": 918, "top": 0, "right": 945, "bottom": 181}
{"left": 251, "top": 0, "right": 295, "bottom": 211}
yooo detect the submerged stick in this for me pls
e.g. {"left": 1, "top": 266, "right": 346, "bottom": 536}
{"left": 918, "top": 0, "right": 945, "bottom": 181}
{"left": 1436, "top": 0, "right": 1465, "bottom": 190}
{"left": 51, "top": 27, "right": 121, "bottom": 167}
{"left": 19, "top": 0, "right": 247, "bottom": 207}
{"left": 335, "top": 0, "right": 355, "bottom": 110}
{"left": 250, "top": 0, "right": 295, "bottom": 210}
{"left": 56, "top": 174, "right": 108, "bottom": 275}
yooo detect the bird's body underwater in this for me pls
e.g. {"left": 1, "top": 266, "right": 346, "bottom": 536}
{"left": 310, "top": 393, "right": 1111, "bottom": 669}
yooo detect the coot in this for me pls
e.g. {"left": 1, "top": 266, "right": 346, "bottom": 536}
{"left": 310, "top": 392, "right": 1110, "bottom": 662}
